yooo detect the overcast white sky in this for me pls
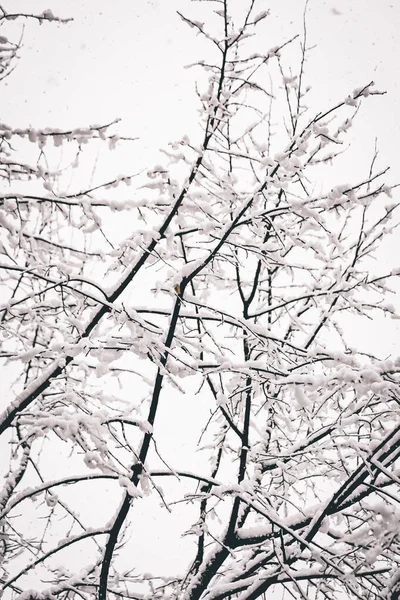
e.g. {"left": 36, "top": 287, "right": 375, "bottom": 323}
{"left": 2, "top": 0, "right": 400, "bottom": 169}
{"left": 2, "top": 0, "right": 400, "bottom": 586}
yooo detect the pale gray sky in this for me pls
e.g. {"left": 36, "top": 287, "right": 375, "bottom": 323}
{"left": 2, "top": 0, "right": 400, "bottom": 172}
{"left": 2, "top": 0, "right": 400, "bottom": 587}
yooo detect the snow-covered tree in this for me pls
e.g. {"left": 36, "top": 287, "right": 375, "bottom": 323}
{"left": 1, "top": 2, "right": 400, "bottom": 600}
